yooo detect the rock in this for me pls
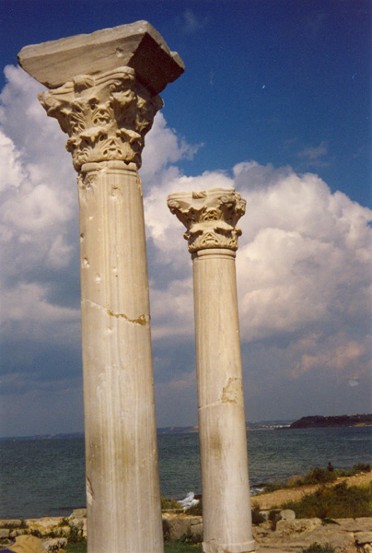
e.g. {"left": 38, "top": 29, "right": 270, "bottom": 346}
{"left": 69, "top": 509, "right": 86, "bottom": 519}
{"left": 189, "top": 519, "right": 203, "bottom": 541}
{"left": 275, "top": 517, "right": 322, "bottom": 536}
{"left": 0, "top": 520, "right": 25, "bottom": 528}
{"left": 42, "top": 537, "right": 67, "bottom": 552}
{"left": 356, "top": 532, "right": 372, "bottom": 545}
{"left": 279, "top": 509, "right": 296, "bottom": 520}
{"left": 25, "top": 518, "right": 64, "bottom": 537}
{"left": 7, "top": 534, "right": 47, "bottom": 552}
{"left": 334, "top": 517, "right": 372, "bottom": 532}
{"left": 162, "top": 513, "right": 202, "bottom": 541}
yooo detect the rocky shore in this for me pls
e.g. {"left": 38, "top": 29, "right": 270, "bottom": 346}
{"left": 0, "top": 472, "right": 371, "bottom": 552}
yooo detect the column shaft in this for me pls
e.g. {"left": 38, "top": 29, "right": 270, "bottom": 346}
{"left": 18, "top": 22, "right": 185, "bottom": 553}
{"left": 193, "top": 250, "right": 254, "bottom": 553}
{"left": 167, "top": 189, "right": 256, "bottom": 553}
{"left": 79, "top": 161, "right": 162, "bottom": 552}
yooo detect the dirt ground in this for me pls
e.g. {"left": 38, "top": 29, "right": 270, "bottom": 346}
{"left": 252, "top": 471, "right": 372, "bottom": 510}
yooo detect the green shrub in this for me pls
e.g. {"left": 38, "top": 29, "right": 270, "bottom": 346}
{"left": 58, "top": 517, "right": 70, "bottom": 527}
{"left": 352, "top": 462, "right": 371, "bottom": 473}
{"left": 68, "top": 525, "right": 85, "bottom": 544}
{"left": 67, "top": 542, "right": 203, "bottom": 553}
{"left": 335, "top": 463, "right": 371, "bottom": 478}
{"left": 161, "top": 497, "right": 182, "bottom": 510}
{"left": 301, "top": 543, "right": 335, "bottom": 553}
{"left": 261, "top": 463, "right": 370, "bottom": 495}
{"left": 282, "top": 482, "right": 372, "bottom": 519}
{"left": 66, "top": 544, "right": 87, "bottom": 553}
{"left": 268, "top": 509, "right": 281, "bottom": 530}
{"left": 263, "top": 480, "right": 283, "bottom": 492}
{"left": 179, "top": 532, "right": 201, "bottom": 545}
{"left": 184, "top": 501, "right": 202, "bottom": 516}
{"left": 165, "top": 544, "right": 202, "bottom": 553}
{"left": 294, "top": 467, "right": 337, "bottom": 486}
{"left": 251, "top": 505, "right": 265, "bottom": 525}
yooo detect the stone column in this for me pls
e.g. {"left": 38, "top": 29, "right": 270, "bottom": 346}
{"left": 168, "top": 189, "right": 255, "bottom": 553}
{"left": 18, "top": 22, "right": 184, "bottom": 553}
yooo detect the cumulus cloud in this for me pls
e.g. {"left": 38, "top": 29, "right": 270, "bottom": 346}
{"left": 143, "top": 158, "right": 371, "bottom": 421}
{"left": 1, "top": 64, "right": 371, "bottom": 432}
{"left": 0, "top": 67, "right": 80, "bottom": 371}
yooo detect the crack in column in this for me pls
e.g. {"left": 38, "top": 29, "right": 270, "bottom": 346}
{"left": 82, "top": 299, "right": 149, "bottom": 325}
{"left": 107, "top": 309, "right": 148, "bottom": 325}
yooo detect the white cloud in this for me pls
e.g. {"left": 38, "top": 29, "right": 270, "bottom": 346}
{"left": 1, "top": 63, "right": 371, "bottom": 431}
{"left": 144, "top": 159, "right": 372, "bottom": 348}
{"left": 141, "top": 112, "right": 199, "bottom": 179}
{"left": 0, "top": 66, "right": 79, "bottom": 351}
{"left": 0, "top": 131, "right": 26, "bottom": 191}
{"left": 298, "top": 140, "right": 328, "bottom": 161}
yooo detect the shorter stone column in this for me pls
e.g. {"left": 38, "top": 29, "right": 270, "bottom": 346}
{"left": 168, "top": 189, "right": 255, "bottom": 553}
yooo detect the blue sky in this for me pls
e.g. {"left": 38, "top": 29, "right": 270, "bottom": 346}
{"left": 0, "top": 0, "right": 371, "bottom": 436}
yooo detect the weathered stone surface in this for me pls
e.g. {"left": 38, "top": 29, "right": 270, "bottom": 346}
{"left": 168, "top": 188, "right": 255, "bottom": 553}
{"left": 18, "top": 20, "right": 184, "bottom": 553}
{"left": 162, "top": 513, "right": 202, "bottom": 541}
{"left": 356, "top": 532, "right": 372, "bottom": 545}
{"left": 168, "top": 188, "right": 246, "bottom": 253}
{"left": 189, "top": 520, "right": 203, "bottom": 540}
{"left": 275, "top": 517, "right": 322, "bottom": 536}
{"left": 18, "top": 20, "right": 184, "bottom": 94}
{"left": 43, "top": 537, "right": 67, "bottom": 552}
{"left": 25, "top": 518, "right": 64, "bottom": 537}
{"left": 279, "top": 509, "right": 296, "bottom": 521}
{"left": 339, "top": 518, "right": 372, "bottom": 532}
{"left": 7, "top": 534, "right": 47, "bottom": 553}
{"left": 69, "top": 509, "right": 86, "bottom": 519}
{"left": 1, "top": 513, "right": 371, "bottom": 552}
{"left": 253, "top": 517, "right": 372, "bottom": 553}
{"left": 0, "top": 520, "right": 24, "bottom": 528}
{"left": 38, "top": 69, "right": 163, "bottom": 170}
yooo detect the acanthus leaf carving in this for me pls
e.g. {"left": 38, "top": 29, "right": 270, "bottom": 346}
{"left": 39, "top": 66, "right": 163, "bottom": 171}
{"left": 167, "top": 188, "right": 246, "bottom": 253}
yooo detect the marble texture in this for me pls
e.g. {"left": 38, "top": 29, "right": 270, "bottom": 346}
{"left": 18, "top": 20, "right": 184, "bottom": 94}
{"left": 168, "top": 189, "right": 256, "bottom": 553}
{"left": 18, "top": 21, "right": 184, "bottom": 553}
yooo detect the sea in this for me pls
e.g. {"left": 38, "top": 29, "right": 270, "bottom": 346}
{"left": 0, "top": 425, "right": 370, "bottom": 519}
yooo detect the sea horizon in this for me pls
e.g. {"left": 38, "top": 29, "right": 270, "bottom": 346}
{"left": 0, "top": 424, "right": 370, "bottom": 519}
{"left": 2, "top": 412, "right": 371, "bottom": 441}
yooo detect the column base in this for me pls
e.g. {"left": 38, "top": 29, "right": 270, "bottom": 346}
{"left": 203, "top": 539, "right": 256, "bottom": 553}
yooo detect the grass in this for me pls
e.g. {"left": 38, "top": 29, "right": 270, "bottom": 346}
{"left": 281, "top": 481, "right": 372, "bottom": 519}
{"left": 63, "top": 464, "right": 371, "bottom": 552}
{"left": 66, "top": 544, "right": 87, "bottom": 553}
{"left": 262, "top": 463, "right": 370, "bottom": 493}
{"left": 165, "top": 544, "right": 202, "bottom": 553}
{"left": 66, "top": 543, "right": 201, "bottom": 553}
{"left": 301, "top": 544, "right": 335, "bottom": 553}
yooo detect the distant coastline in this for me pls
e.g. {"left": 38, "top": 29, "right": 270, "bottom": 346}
{"left": 1, "top": 414, "right": 371, "bottom": 440}
{"left": 289, "top": 414, "right": 372, "bottom": 429}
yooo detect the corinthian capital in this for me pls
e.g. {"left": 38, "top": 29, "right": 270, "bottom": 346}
{"left": 39, "top": 67, "right": 162, "bottom": 171}
{"left": 18, "top": 20, "right": 185, "bottom": 172}
{"left": 167, "top": 188, "right": 246, "bottom": 253}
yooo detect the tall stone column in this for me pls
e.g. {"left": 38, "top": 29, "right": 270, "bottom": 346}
{"left": 168, "top": 189, "right": 255, "bottom": 553}
{"left": 18, "top": 22, "right": 184, "bottom": 553}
